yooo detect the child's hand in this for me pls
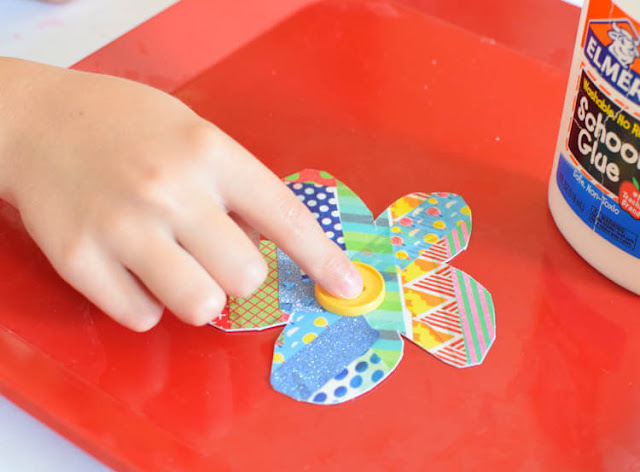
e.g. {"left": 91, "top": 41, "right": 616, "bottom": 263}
{"left": 0, "top": 58, "right": 362, "bottom": 331}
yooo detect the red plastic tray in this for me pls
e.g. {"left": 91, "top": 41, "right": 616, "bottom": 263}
{"left": 2, "top": 1, "right": 638, "bottom": 471}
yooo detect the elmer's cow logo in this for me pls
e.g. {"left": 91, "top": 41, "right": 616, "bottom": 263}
{"left": 608, "top": 22, "right": 640, "bottom": 67}
{"left": 585, "top": 19, "right": 640, "bottom": 105}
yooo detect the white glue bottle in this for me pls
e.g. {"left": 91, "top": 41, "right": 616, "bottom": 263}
{"left": 549, "top": 0, "right": 640, "bottom": 294}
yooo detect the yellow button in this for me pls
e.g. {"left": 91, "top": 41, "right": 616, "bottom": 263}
{"left": 314, "top": 262, "right": 385, "bottom": 317}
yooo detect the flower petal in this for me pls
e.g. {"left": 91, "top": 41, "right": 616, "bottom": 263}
{"left": 401, "top": 261, "right": 496, "bottom": 367}
{"left": 270, "top": 313, "right": 390, "bottom": 403}
{"left": 276, "top": 248, "right": 325, "bottom": 315}
{"left": 285, "top": 179, "right": 346, "bottom": 251}
{"left": 375, "top": 192, "right": 472, "bottom": 270}
{"left": 271, "top": 310, "right": 342, "bottom": 374}
{"left": 305, "top": 332, "right": 404, "bottom": 405}
{"left": 333, "top": 180, "right": 380, "bottom": 253}
{"left": 212, "top": 240, "right": 290, "bottom": 331}
{"left": 283, "top": 169, "right": 338, "bottom": 187}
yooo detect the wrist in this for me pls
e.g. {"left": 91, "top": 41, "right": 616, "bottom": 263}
{"left": 0, "top": 57, "right": 66, "bottom": 207}
{"left": 0, "top": 57, "right": 23, "bottom": 206}
{"left": 0, "top": 140, "right": 16, "bottom": 206}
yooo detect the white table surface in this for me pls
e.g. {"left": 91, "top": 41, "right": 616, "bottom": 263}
{"left": 1, "top": 0, "right": 178, "bottom": 67}
{"left": 0, "top": 2, "right": 177, "bottom": 470}
{"left": 0, "top": 397, "right": 111, "bottom": 471}
{"left": 0, "top": 0, "right": 583, "bottom": 470}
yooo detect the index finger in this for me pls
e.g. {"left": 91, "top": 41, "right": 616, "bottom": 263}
{"left": 216, "top": 140, "right": 362, "bottom": 299}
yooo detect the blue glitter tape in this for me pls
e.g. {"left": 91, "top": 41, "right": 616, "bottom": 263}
{"left": 276, "top": 248, "right": 324, "bottom": 314}
{"left": 270, "top": 316, "right": 380, "bottom": 401}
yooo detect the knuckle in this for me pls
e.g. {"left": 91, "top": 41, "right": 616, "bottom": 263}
{"left": 185, "top": 121, "right": 217, "bottom": 152}
{"left": 134, "top": 167, "right": 181, "bottom": 216}
{"left": 318, "top": 251, "right": 345, "bottom": 279}
{"left": 180, "top": 121, "right": 222, "bottom": 168}
{"left": 277, "top": 198, "right": 310, "bottom": 240}
{"left": 97, "top": 210, "right": 135, "bottom": 243}
{"left": 131, "top": 124, "right": 217, "bottom": 216}
{"left": 53, "top": 235, "right": 93, "bottom": 283}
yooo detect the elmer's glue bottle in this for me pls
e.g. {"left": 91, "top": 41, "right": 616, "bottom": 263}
{"left": 549, "top": 0, "right": 640, "bottom": 294}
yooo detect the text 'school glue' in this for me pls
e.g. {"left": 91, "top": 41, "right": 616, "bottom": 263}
{"left": 549, "top": 0, "right": 640, "bottom": 294}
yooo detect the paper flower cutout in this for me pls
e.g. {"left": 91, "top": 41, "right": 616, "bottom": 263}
{"left": 212, "top": 169, "right": 496, "bottom": 404}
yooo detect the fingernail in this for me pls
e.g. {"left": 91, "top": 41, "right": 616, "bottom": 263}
{"left": 339, "top": 264, "right": 363, "bottom": 299}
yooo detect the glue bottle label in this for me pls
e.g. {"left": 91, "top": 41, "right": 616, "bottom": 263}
{"left": 555, "top": 1, "right": 640, "bottom": 257}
